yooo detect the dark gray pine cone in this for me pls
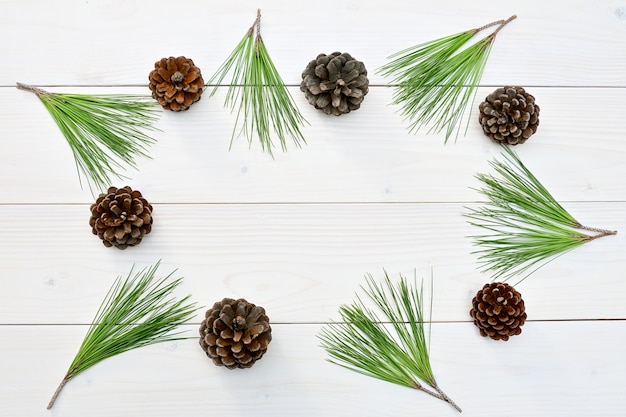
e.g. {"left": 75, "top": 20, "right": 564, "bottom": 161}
{"left": 199, "top": 298, "right": 272, "bottom": 369}
{"left": 470, "top": 282, "right": 527, "bottom": 341}
{"left": 89, "top": 186, "right": 153, "bottom": 249}
{"left": 300, "top": 52, "right": 369, "bottom": 115}
{"left": 478, "top": 86, "right": 540, "bottom": 145}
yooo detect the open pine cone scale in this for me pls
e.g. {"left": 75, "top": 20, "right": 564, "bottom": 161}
{"left": 89, "top": 186, "right": 153, "bottom": 249}
{"left": 149, "top": 56, "right": 204, "bottom": 111}
{"left": 470, "top": 282, "right": 527, "bottom": 341}
{"left": 301, "top": 52, "right": 369, "bottom": 115}
{"left": 200, "top": 298, "right": 272, "bottom": 369}
{"left": 478, "top": 86, "right": 539, "bottom": 144}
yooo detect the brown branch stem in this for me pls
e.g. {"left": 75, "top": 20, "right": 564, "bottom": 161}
{"left": 255, "top": 9, "right": 261, "bottom": 37}
{"left": 576, "top": 223, "right": 618, "bottom": 236}
{"left": 47, "top": 374, "right": 72, "bottom": 409}
{"left": 581, "top": 227, "right": 618, "bottom": 242}
{"left": 476, "top": 19, "right": 506, "bottom": 33}
{"left": 490, "top": 14, "right": 517, "bottom": 37}
{"left": 247, "top": 8, "right": 262, "bottom": 35}
{"left": 413, "top": 382, "right": 462, "bottom": 412}
{"left": 16, "top": 82, "right": 47, "bottom": 97}
{"left": 433, "top": 383, "right": 463, "bottom": 413}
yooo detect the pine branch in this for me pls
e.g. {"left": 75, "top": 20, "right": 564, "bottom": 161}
{"left": 465, "top": 146, "right": 617, "bottom": 283}
{"left": 16, "top": 82, "right": 159, "bottom": 194}
{"left": 378, "top": 15, "right": 516, "bottom": 143}
{"left": 206, "top": 9, "right": 308, "bottom": 155}
{"left": 318, "top": 271, "right": 461, "bottom": 412}
{"left": 47, "top": 261, "right": 198, "bottom": 409}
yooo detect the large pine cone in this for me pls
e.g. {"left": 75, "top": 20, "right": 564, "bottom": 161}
{"left": 199, "top": 298, "right": 272, "bottom": 369}
{"left": 478, "top": 86, "right": 540, "bottom": 145}
{"left": 300, "top": 52, "right": 369, "bottom": 115}
{"left": 89, "top": 186, "right": 153, "bottom": 249}
{"left": 470, "top": 282, "right": 527, "bottom": 341}
{"left": 148, "top": 56, "right": 204, "bottom": 111}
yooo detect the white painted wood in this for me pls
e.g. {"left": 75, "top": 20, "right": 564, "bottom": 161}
{"left": 2, "top": 0, "right": 626, "bottom": 86}
{"left": 2, "top": 322, "right": 626, "bottom": 417}
{"left": 0, "top": 203, "right": 623, "bottom": 324}
{"left": 2, "top": 86, "right": 626, "bottom": 204}
{"left": 1, "top": 1, "right": 625, "bottom": 416}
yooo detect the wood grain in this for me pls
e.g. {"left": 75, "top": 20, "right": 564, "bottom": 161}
{"left": 2, "top": 322, "right": 625, "bottom": 417}
{"left": 1, "top": 1, "right": 625, "bottom": 416}
{"left": 2, "top": 0, "right": 626, "bottom": 86}
{"left": 0, "top": 203, "right": 623, "bottom": 324}
{"left": 2, "top": 87, "right": 626, "bottom": 204}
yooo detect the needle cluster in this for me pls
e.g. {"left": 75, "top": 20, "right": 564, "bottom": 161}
{"left": 465, "top": 146, "right": 617, "bottom": 283}
{"left": 318, "top": 271, "right": 460, "bottom": 412}
{"left": 47, "top": 261, "right": 198, "bottom": 409}
{"left": 16, "top": 83, "right": 159, "bottom": 194}
{"left": 378, "top": 15, "right": 516, "bottom": 143}
{"left": 206, "top": 9, "right": 307, "bottom": 155}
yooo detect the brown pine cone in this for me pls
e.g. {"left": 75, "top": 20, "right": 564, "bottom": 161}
{"left": 478, "top": 86, "right": 540, "bottom": 145}
{"left": 89, "top": 186, "right": 153, "bottom": 249}
{"left": 300, "top": 52, "right": 369, "bottom": 115}
{"left": 199, "top": 298, "right": 272, "bottom": 369}
{"left": 470, "top": 282, "right": 527, "bottom": 341}
{"left": 148, "top": 56, "right": 204, "bottom": 111}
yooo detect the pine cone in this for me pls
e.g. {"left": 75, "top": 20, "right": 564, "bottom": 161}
{"left": 478, "top": 86, "right": 540, "bottom": 145}
{"left": 300, "top": 52, "right": 369, "bottom": 115}
{"left": 148, "top": 56, "right": 204, "bottom": 111}
{"left": 89, "top": 186, "right": 153, "bottom": 249}
{"left": 199, "top": 298, "right": 272, "bottom": 369}
{"left": 470, "top": 282, "right": 527, "bottom": 341}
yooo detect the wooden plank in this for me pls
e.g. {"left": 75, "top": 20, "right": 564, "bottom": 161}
{"left": 1, "top": 203, "right": 623, "bottom": 324}
{"left": 2, "top": 1, "right": 626, "bottom": 86}
{"left": 2, "top": 86, "right": 626, "bottom": 204}
{"left": 2, "top": 321, "right": 625, "bottom": 416}
{"left": 2, "top": 2, "right": 626, "bottom": 417}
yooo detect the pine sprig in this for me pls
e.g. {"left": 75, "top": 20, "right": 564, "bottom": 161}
{"left": 206, "top": 9, "right": 307, "bottom": 155}
{"left": 465, "top": 146, "right": 617, "bottom": 283}
{"left": 378, "top": 15, "right": 516, "bottom": 143}
{"left": 318, "top": 271, "right": 460, "bottom": 412}
{"left": 16, "top": 82, "right": 159, "bottom": 193}
{"left": 47, "top": 261, "right": 198, "bottom": 409}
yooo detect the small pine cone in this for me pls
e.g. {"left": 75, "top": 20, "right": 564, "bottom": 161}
{"left": 478, "top": 86, "right": 540, "bottom": 145}
{"left": 470, "top": 282, "right": 527, "bottom": 341}
{"left": 300, "top": 52, "right": 369, "bottom": 116}
{"left": 89, "top": 186, "right": 153, "bottom": 249}
{"left": 148, "top": 56, "right": 204, "bottom": 111}
{"left": 199, "top": 298, "right": 272, "bottom": 369}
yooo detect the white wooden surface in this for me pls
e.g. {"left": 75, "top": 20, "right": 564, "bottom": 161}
{"left": 1, "top": 1, "right": 626, "bottom": 416}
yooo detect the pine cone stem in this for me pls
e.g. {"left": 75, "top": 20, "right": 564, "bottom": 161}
{"left": 16, "top": 82, "right": 46, "bottom": 97}
{"left": 47, "top": 373, "right": 72, "bottom": 409}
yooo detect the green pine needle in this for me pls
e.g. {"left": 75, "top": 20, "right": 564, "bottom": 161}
{"left": 17, "top": 82, "right": 159, "bottom": 194}
{"left": 465, "top": 146, "right": 617, "bottom": 283}
{"left": 378, "top": 15, "right": 516, "bottom": 143}
{"left": 318, "top": 271, "right": 461, "bottom": 412}
{"left": 47, "top": 261, "right": 198, "bottom": 409}
{"left": 206, "top": 9, "right": 307, "bottom": 155}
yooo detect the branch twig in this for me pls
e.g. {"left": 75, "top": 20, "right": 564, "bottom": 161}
{"left": 16, "top": 82, "right": 46, "bottom": 97}
{"left": 47, "top": 374, "right": 71, "bottom": 409}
